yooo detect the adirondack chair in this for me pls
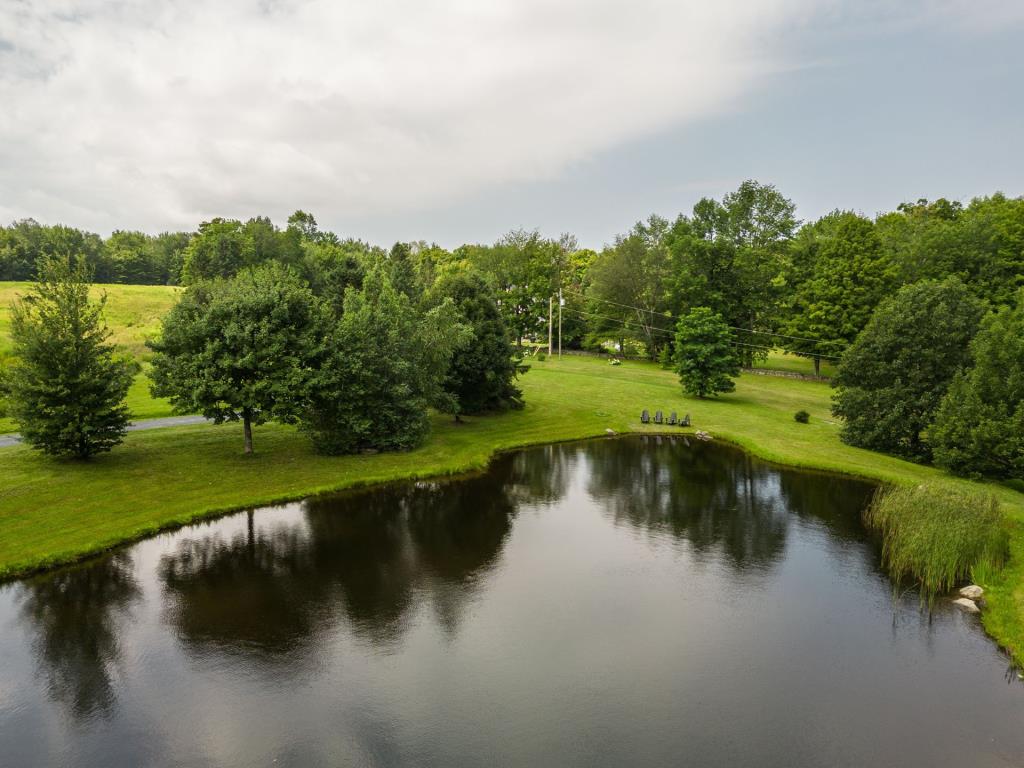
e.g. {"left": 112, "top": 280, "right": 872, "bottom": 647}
{"left": 667, "top": 412, "right": 678, "bottom": 425}
{"left": 680, "top": 413, "right": 691, "bottom": 427}
{"left": 640, "top": 409, "right": 650, "bottom": 424}
{"left": 654, "top": 410, "right": 663, "bottom": 424}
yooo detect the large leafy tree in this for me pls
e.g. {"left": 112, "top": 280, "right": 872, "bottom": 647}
{"left": 3, "top": 256, "right": 136, "bottom": 458}
{"left": 673, "top": 307, "right": 740, "bottom": 398}
{"left": 587, "top": 215, "right": 673, "bottom": 358}
{"left": 929, "top": 294, "right": 1024, "bottom": 478}
{"left": 299, "top": 267, "right": 469, "bottom": 454}
{"left": 180, "top": 218, "right": 250, "bottom": 283}
{"left": 669, "top": 181, "right": 798, "bottom": 365}
{"left": 149, "top": 262, "right": 328, "bottom": 453}
{"left": 459, "top": 230, "right": 554, "bottom": 347}
{"left": 427, "top": 270, "right": 524, "bottom": 417}
{"left": 831, "top": 278, "right": 985, "bottom": 461}
{"left": 783, "top": 212, "right": 896, "bottom": 373}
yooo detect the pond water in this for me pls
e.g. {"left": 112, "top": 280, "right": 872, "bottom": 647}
{"left": 1, "top": 437, "right": 1022, "bottom": 767}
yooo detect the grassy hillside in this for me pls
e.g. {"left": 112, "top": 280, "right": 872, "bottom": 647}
{"left": 0, "top": 354, "right": 1021, "bottom": 662}
{"left": 0, "top": 282, "right": 181, "bottom": 432}
{"left": 0, "top": 282, "right": 181, "bottom": 359}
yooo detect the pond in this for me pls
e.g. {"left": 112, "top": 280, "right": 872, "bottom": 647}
{"left": 0, "top": 437, "right": 1022, "bottom": 767}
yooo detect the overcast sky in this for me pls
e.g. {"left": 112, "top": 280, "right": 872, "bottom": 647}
{"left": 1, "top": 0, "right": 1022, "bottom": 249}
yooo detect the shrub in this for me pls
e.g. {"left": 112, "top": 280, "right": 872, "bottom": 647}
{"left": 864, "top": 482, "right": 1008, "bottom": 600}
{"left": 536, "top": 350, "right": 547, "bottom": 361}
{"left": 794, "top": 410, "right": 810, "bottom": 423}
{"left": 609, "top": 358, "right": 621, "bottom": 366}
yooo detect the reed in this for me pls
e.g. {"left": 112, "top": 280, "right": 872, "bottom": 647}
{"left": 865, "top": 483, "right": 1009, "bottom": 599}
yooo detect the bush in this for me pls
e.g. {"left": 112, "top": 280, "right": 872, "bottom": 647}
{"left": 864, "top": 483, "right": 1008, "bottom": 600}
{"left": 535, "top": 350, "right": 546, "bottom": 361}
{"left": 794, "top": 410, "right": 810, "bottom": 423}
{"left": 609, "top": 358, "right": 621, "bottom": 366}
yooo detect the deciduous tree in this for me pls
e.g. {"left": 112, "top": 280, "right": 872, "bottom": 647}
{"left": 831, "top": 278, "right": 985, "bottom": 461}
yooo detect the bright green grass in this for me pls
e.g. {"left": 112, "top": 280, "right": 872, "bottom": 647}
{"left": 754, "top": 350, "right": 836, "bottom": 378}
{"left": 0, "top": 281, "right": 181, "bottom": 360}
{"left": 0, "top": 282, "right": 182, "bottom": 433}
{"left": 1, "top": 354, "right": 1023, "bottom": 661}
{"left": 0, "top": 368, "right": 177, "bottom": 434}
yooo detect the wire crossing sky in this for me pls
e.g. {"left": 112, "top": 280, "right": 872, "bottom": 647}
{"left": 1, "top": 0, "right": 1022, "bottom": 248}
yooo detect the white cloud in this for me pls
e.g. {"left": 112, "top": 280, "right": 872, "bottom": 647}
{"left": 0, "top": 0, "right": 837, "bottom": 234}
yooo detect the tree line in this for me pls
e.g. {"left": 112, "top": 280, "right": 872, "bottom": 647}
{"left": 2, "top": 182, "right": 1022, "bottom": 479}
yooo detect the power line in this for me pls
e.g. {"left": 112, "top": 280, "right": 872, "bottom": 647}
{"left": 561, "top": 286, "right": 846, "bottom": 350}
{"left": 561, "top": 307, "right": 844, "bottom": 361}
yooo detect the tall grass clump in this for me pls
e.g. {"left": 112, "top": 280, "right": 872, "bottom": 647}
{"left": 865, "top": 482, "right": 1009, "bottom": 600}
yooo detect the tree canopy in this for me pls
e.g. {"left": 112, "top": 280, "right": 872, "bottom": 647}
{"left": 673, "top": 307, "right": 740, "bottom": 398}
{"left": 830, "top": 278, "right": 985, "bottom": 461}
{"left": 3, "top": 256, "right": 136, "bottom": 458}
{"left": 929, "top": 294, "right": 1024, "bottom": 478}
{"left": 149, "top": 262, "right": 328, "bottom": 453}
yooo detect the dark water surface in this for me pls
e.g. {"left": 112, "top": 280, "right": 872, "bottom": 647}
{"left": 1, "top": 437, "right": 1022, "bottom": 767}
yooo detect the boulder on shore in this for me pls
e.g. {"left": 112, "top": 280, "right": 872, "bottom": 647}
{"left": 959, "top": 585, "right": 984, "bottom": 600}
{"left": 952, "top": 597, "right": 980, "bottom": 613}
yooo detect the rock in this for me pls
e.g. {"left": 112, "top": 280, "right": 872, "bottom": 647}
{"left": 952, "top": 597, "right": 980, "bottom": 613}
{"left": 605, "top": 428, "right": 616, "bottom": 435}
{"left": 959, "top": 585, "right": 984, "bottom": 600}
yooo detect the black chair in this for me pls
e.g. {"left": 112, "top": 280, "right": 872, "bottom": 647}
{"left": 668, "top": 412, "right": 678, "bottom": 425}
{"left": 654, "top": 410, "right": 663, "bottom": 424}
{"left": 680, "top": 413, "right": 691, "bottom": 427}
{"left": 640, "top": 409, "right": 650, "bottom": 424}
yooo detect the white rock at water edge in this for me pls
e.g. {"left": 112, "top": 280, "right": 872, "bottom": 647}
{"left": 959, "top": 585, "right": 984, "bottom": 600}
{"left": 605, "top": 428, "right": 616, "bottom": 435}
{"left": 952, "top": 598, "right": 980, "bottom": 613}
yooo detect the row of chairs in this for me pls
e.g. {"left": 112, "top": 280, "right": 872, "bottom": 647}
{"left": 640, "top": 410, "right": 690, "bottom": 427}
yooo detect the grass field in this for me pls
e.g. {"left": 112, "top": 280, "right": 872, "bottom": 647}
{"left": 1, "top": 354, "right": 1022, "bottom": 662}
{"left": 0, "top": 282, "right": 181, "bottom": 433}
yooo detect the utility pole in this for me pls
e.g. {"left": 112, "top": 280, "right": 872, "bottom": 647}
{"left": 548, "top": 296, "right": 553, "bottom": 356}
{"left": 558, "top": 288, "right": 563, "bottom": 359}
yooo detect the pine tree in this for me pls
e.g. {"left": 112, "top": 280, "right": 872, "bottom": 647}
{"left": 4, "top": 255, "right": 136, "bottom": 458}
{"left": 427, "top": 271, "right": 525, "bottom": 417}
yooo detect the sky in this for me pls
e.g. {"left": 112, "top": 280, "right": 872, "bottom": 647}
{"left": 1, "top": 0, "right": 1022, "bottom": 249}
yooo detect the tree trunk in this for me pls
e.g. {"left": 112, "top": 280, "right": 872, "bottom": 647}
{"left": 243, "top": 410, "right": 253, "bottom": 454}
{"left": 813, "top": 355, "right": 821, "bottom": 377}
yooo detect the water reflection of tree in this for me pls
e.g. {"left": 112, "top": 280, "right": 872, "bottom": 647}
{"left": 158, "top": 467, "right": 522, "bottom": 662}
{"left": 17, "top": 553, "right": 140, "bottom": 722}
{"left": 585, "top": 437, "right": 789, "bottom": 569}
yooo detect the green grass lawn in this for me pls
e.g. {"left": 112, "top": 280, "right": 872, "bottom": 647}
{"left": 1, "top": 354, "right": 1022, "bottom": 661}
{"left": 0, "top": 281, "right": 181, "bottom": 359}
{"left": 0, "top": 282, "right": 182, "bottom": 433}
{"left": 754, "top": 350, "right": 837, "bottom": 378}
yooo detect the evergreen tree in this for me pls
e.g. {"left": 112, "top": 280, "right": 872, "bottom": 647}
{"left": 149, "top": 262, "right": 328, "bottom": 453}
{"left": 831, "top": 278, "right": 985, "bottom": 461}
{"left": 427, "top": 271, "right": 525, "bottom": 417}
{"left": 3, "top": 256, "right": 136, "bottom": 458}
{"left": 299, "top": 267, "right": 468, "bottom": 454}
{"left": 929, "top": 294, "right": 1024, "bottom": 478}
{"left": 673, "top": 307, "right": 740, "bottom": 398}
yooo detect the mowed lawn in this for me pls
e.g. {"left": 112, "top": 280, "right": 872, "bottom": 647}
{"left": 0, "top": 282, "right": 181, "bottom": 433}
{"left": 1, "top": 354, "right": 1023, "bottom": 661}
